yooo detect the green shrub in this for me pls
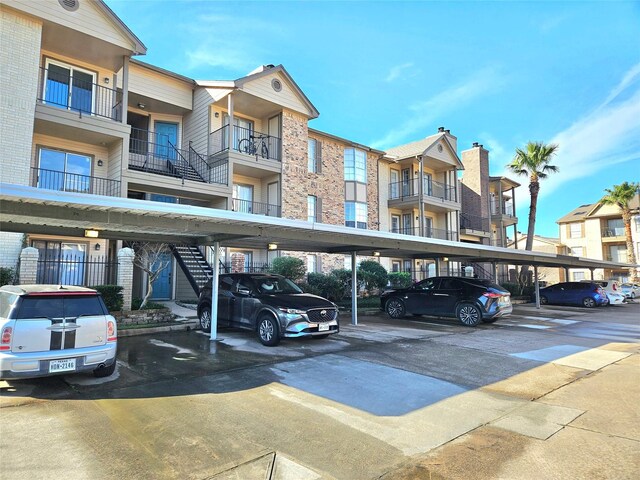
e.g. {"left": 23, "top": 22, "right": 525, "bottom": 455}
{"left": 358, "top": 260, "right": 388, "bottom": 295}
{"left": 0, "top": 267, "right": 15, "bottom": 287}
{"left": 306, "top": 272, "right": 344, "bottom": 302}
{"left": 270, "top": 256, "right": 306, "bottom": 281}
{"left": 501, "top": 282, "right": 535, "bottom": 298}
{"left": 388, "top": 272, "right": 412, "bottom": 288}
{"left": 92, "top": 285, "right": 123, "bottom": 311}
{"left": 131, "top": 298, "right": 166, "bottom": 310}
{"left": 330, "top": 269, "right": 353, "bottom": 299}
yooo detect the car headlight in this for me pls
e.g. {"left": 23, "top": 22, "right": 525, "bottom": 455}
{"left": 279, "top": 308, "right": 306, "bottom": 315}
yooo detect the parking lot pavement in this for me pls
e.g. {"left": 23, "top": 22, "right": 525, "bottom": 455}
{"left": 0, "top": 303, "right": 638, "bottom": 479}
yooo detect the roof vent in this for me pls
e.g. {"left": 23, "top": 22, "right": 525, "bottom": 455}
{"left": 271, "top": 78, "right": 282, "bottom": 92}
{"left": 445, "top": 129, "right": 450, "bottom": 134}
{"left": 58, "top": 0, "right": 80, "bottom": 12}
{"left": 473, "top": 142, "right": 479, "bottom": 147}
{"left": 265, "top": 64, "right": 275, "bottom": 69}
{"left": 438, "top": 127, "right": 445, "bottom": 132}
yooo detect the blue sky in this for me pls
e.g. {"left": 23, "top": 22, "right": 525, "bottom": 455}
{"left": 107, "top": 0, "right": 640, "bottom": 238}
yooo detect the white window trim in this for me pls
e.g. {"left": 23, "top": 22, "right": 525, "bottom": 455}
{"left": 43, "top": 58, "right": 97, "bottom": 114}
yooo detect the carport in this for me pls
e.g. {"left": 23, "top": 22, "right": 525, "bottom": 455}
{"left": 1, "top": 183, "right": 635, "bottom": 340}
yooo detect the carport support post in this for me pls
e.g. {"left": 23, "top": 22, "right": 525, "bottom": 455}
{"left": 589, "top": 268, "right": 594, "bottom": 280}
{"left": 351, "top": 251, "right": 358, "bottom": 326}
{"left": 209, "top": 242, "right": 220, "bottom": 341}
{"left": 534, "top": 265, "right": 541, "bottom": 309}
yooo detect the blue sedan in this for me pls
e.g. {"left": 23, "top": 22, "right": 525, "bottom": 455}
{"left": 537, "top": 282, "right": 608, "bottom": 308}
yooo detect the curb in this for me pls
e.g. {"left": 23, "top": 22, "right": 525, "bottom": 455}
{"left": 118, "top": 318, "right": 199, "bottom": 337}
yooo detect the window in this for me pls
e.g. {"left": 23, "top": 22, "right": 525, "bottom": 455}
{"left": 44, "top": 59, "right": 95, "bottom": 114}
{"left": 345, "top": 202, "right": 367, "bottom": 229}
{"left": 344, "top": 148, "right": 367, "bottom": 183}
{"left": 308, "top": 139, "right": 321, "bottom": 173}
{"left": 31, "top": 240, "right": 87, "bottom": 285}
{"left": 223, "top": 114, "right": 253, "bottom": 151}
{"left": 307, "top": 195, "right": 317, "bottom": 222}
{"left": 569, "top": 223, "right": 582, "bottom": 238}
{"left": 571, "top": 247, "right": 584, "bottom": 257}
{"left": 391, "top": 261, "right": 401, "bottom": 272}
{"left": 610, "top": 245, "right": 627, "bottom": 263}
{"left": 38, "top": 148, "right": 92, "bottom": 193}
{"left": 233, "top": 184, "right": 254, "bottom": 213}
{"left": 402, "top": 213, "right": 412, "bottom": 235}
{"left": 573, "top": 271, "right": 585, "bottom": 281}
{"left": 607, "top": 218, "right": 625, "bottom": 236}
{"left": 306, "top": 255, "right": 317, "bottom": 274}
{"left": 391, "top": 215, "right": 401, "bottom": 234}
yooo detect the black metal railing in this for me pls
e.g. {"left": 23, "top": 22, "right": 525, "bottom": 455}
{"left": 37, "top": 67, "right": 122, "bottom": 121}
{"left": 389, "top": 226, "right": 459, "bottom": 241}
{"left": 231, "top": 198, "right": 281, "bottom": 217}
{"left": 460, "top": 212, "right": 490, "bottom": 231}
{"left": 602, "top": 227, "right": 625, "bottom": 237}
{"left": 389, "top": 177, "right": 457, "bottom": 202}
{"left": 490, "top": 200, "right": 515, "bottom": 217}
{"left": 209, "top": 124, "right": 281, "bottom": 161}
{"left": 218, "top": 261, "right": 271, "bottom": 274}
{"left": 31, "top": 167, "right": 121, "bottom": 197}
{"left": 36, "top": 254, "right": 118, "bottom": 286}
{"left": 128, "top": 127, "right": 228, "bottom": 185}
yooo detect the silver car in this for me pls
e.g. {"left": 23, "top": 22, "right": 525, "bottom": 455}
{"left": 0, "top": 285, "right": 117, "bottom": 379}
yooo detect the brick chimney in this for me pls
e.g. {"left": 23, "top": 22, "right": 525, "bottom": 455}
{"left": 460, "top": 143, "right": 490, "bottom": 221}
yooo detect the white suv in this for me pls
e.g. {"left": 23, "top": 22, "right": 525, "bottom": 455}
{"left": 0, "top": 285, "right": 117, "bottom": 379}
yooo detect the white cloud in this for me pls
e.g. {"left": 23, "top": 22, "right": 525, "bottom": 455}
{"left": 385, "top": 63, "right": 414, "bottom": 83}
{"left": 371, "top": 67, "right": 506, "bottom": 149}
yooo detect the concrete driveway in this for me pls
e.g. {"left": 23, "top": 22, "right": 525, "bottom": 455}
{"left": 1, "top": 303, "right": 639, "bottom": 479}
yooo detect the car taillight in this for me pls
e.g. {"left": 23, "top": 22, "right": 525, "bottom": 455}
{"left": 107, "top": 320, "right": 117, "bottom": 342}
{"left": 483, "top": 292, "right": 502, "bottom": 298}
{"left": 0, "top": 326, "right": 12, "bottom": 351}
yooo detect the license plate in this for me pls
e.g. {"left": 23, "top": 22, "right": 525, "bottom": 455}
{"left": 318, "top": 323, "right": 330, "bottom": 332}
{"left": 49, "top": 358, "right": 76, "bottom": 373}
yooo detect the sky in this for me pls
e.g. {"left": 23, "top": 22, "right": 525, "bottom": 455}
{"left": 107, "top": 0, "right": 640, "bottom": 238}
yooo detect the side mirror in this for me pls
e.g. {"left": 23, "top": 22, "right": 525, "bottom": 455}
{"left": 236, "top": 288, "right": 252, "bottom": 297}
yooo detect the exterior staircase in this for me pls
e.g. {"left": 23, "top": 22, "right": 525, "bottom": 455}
{"left": 170, "top": 245, "right": 213, "bottom": 295}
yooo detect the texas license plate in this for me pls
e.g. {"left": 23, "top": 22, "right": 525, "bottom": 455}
{"left": 318, "top": 323, "right": 330, "bottom": 332}
{"left": 49, "top": 358, "right": 76, "bottom": 373}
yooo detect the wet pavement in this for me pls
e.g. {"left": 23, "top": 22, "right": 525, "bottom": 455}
{"left": 1, "top": 303, "right": 639, "bottom": 479}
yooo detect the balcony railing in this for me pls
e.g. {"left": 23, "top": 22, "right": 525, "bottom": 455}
{"left": 209, "top": 125, "right": 281, "bottom": 161}
{"left": 231, "top": 198, "right": 281, "bottom": 217}
{"left": 31, "top": 167, "right": 121, "bottom": 197}
{"left": 490, "top": 200, "right": 515, "bottom": 217}
{"left": 37, "top": 67, "right": 122, "bottom": 121}
{"left": 389, "top": 177, "right": 456, "bottom": 202}
{"left": 602, "top": 227, "right": 625, "bottom": 237}
{"left": 129, "top": 128, "right": 228, "bottom": 185}
{"left": 460, "top": 212, "right": 490, "bottom": 231}
{"left": 389, "top": 226, "right": 459, "bottom": 241}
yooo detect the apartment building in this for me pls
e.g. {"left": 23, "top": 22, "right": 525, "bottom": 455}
{"left": 507, "top": 234, "right": 570, "bottom": 285}
{"left": 0, "top": 0, "right": 520, "bottom": 301}
{"left": 557, "top": 196, "right": 640, "bottom": 282}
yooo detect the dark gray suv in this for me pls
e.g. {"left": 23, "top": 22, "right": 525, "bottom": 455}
{"left": 197, "top": 273, "right": 339, "bottom": 346}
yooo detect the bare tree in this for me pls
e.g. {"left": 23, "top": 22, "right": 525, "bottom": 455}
{"left": 131, "top": 242, "right": 171, "bottom": 309}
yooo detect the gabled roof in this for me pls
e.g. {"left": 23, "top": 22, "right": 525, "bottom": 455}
{"left": 385, "top": 133, "right": 463, "bottom": 168}
{"left": 509, "top": 234, "right": 564, "bottom": 247}
{"left": 556, "top": 203, "right": 597, "bottom": 224}
{"left": 308, "top": 128, "right": 385, "bottom": 155}
{"left": 96, "top": 0, "right": 147, "bottom": 54}
{"left": 489, "top": 176, "right": 521, "bottom": 189}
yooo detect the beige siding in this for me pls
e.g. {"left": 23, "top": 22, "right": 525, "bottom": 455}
{"left": 32, "top": 133, "right": 109, "bottom": 176}
{"left": 184, "top": 88, "right": 215, "bottom": 154}
{"left": 424, "top": 140, "right": 459, "bottom": 168}
{"left": 41, "top": 49, "right": 116, "bottom": 87}
{"left": 241, "top": 72, "right": 310, "bottom": 116}
{"left": 129, "top": 64, "right": 193, "bottom": 111}
{"left": 108, "top": 139, "right": 124, "bottom": 186}
{"left": 4, "top": 0, "right": 135, "bottom": 50}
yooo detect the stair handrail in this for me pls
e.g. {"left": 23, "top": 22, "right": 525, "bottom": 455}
{"left": 169, "top": 245, "right": 213, "bottom": 295}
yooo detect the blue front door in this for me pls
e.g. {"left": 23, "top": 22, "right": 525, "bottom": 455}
{"left": 154, "top": 122, "right": 178, "bottom": 162}
{"left": 149, "top": 193, "right": 176, "bottom": 299}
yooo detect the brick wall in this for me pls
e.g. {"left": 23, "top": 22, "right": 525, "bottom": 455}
{"left": 460, "top": 146, "right": 489, "bottom": 220}
{"left": 0, "top": 8, "right": 42, "bottom": 267}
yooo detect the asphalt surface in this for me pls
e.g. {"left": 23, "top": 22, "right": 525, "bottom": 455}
{"left": 1, "top": 302, "right": 639, "bottom": 479}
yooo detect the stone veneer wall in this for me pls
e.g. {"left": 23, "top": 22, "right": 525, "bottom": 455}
{"left": 0, "top": 7, "right": 42, "bottom": 267}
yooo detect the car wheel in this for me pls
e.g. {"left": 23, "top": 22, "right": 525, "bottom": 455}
{"left": 385, "top": 298, "right": 406, "bottom": 319}
{"left": 582, "top": 297, "right": 596, "bottom": 308}
{"left": 93, "top": 359, "right": 116, "bottom": 378}
{"left": 456, "top": 303, "right": 481, "bottom": 327}
{"left": 257, "top": 314, "right": 280, "bottom": 346}
{"left": 540, "top": 295, "right": 548, "bottom": 305}
{"left": 198, "top": 304, "right": 211, "bottom": 333}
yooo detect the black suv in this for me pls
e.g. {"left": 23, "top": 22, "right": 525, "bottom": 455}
{"left": 197, "top": 273, "right": 339, "bottom": 346}
{"left": 380, "top": 276, "right": 512, "bottom": 326}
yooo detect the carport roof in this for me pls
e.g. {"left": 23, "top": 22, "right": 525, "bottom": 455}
{"left": 0, "top": 183, "right": 636, "bottom": 272}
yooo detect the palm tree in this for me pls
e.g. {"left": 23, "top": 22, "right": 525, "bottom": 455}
{"left": 506, "top": 141, "right": 559, "bottom": 283}
{"left": 601, "top": 182, "right": 640, "bottom": 283}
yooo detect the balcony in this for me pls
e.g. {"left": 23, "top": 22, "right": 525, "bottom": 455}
{"left": 210, "top": 125, "right": 281, "bottom": 162}
{"left": 388, "top": 177, "right": 459, "bottom": 212}
{"left": 602, "top": 227, "right": 625, "bottom": 238}
{"left": 129, "top": 128, "right": 228, "bottom": 185}
{"left": 460, "top": 212, "right": 490, "bottom": 232}
{"left": 390, "top": 226, "right": 459, "bottom": 242}
{"left": 490, "top": 199, "right": 517, "bottom": 226}
{"left": 37, "top": 67, "right": 122, "bottom": 122}
{"left": 31, "top": 167, "right": 121, "bottom": 197}
{"left": 231, "top": 198, "right": 281, "bottom": 217}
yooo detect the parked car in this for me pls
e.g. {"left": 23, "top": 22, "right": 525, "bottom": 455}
{"left": 620, "top": 283, "right": 639, "bottom": 299}
{"left": 605, "top": 290, "right": 626, "bottom": 306}
{"left": 197, "top": 273, "right": 339, "bottom": 346}
{"left": 538, "top": 282, "right": 608, "bottom": 308}
{"left": 380, "top": 276, "right": 512, "bottom": 326}
{"left": 0, "top": 285, "right": 117, "bottom": 380}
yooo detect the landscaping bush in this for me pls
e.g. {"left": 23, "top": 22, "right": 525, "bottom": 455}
{"left": 330, "top": 269, "right": 353, "bottom": 299}
{"left": 358, "top": 260, "right": 388, "bottom": 295}
{"left": 388, "top": 272, "right": 412, "bottom": 288}
{"left": 0, "top": 267, "right": 15, "bottom": 287}
{"left": 305, "top": 272, "right": 344, "bottom": 302}
{"left": 270, "top": 256, "right": 306, "bottom": 281}
{"left": 92, "top": 285, "right": 124, "bottom": 312}
{"left": 501, "top": 282, "right": 535, "bottom": 298}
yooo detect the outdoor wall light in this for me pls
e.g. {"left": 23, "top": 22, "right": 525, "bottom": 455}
{"left": 94, "top": 243, "right": 101, "bottom": 251}
{"left": 442, "top": 257, "right": 449, "bottom": 262}
{"left": 104, "top": 77, "right": 110, "bottom": 84}
{"left": 214, "top": 112, "right": 220, "bottom": 118}
{"left": 97, "top": 160, "right": 103, "bottom": 167}
{"left": 268, "top": 243, "right": 278, "bottom": 250}
{"left": 373, "top": 251, "right": 380, "bottom": 257}
{"left": 137, "top": 102, "right": 146, "bottom": 109}
{"left": 84, "top": 230, "right": 99, "bottom": 238}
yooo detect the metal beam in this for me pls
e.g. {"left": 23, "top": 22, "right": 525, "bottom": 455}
{"left": 534, "top": 265, "right": 540, "bottom": 309}
{"left": 351, "top": 251, "right": 358, "bottom": 326}
{"left": 209, "top": 243, "right": 220, "bottom": 341}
